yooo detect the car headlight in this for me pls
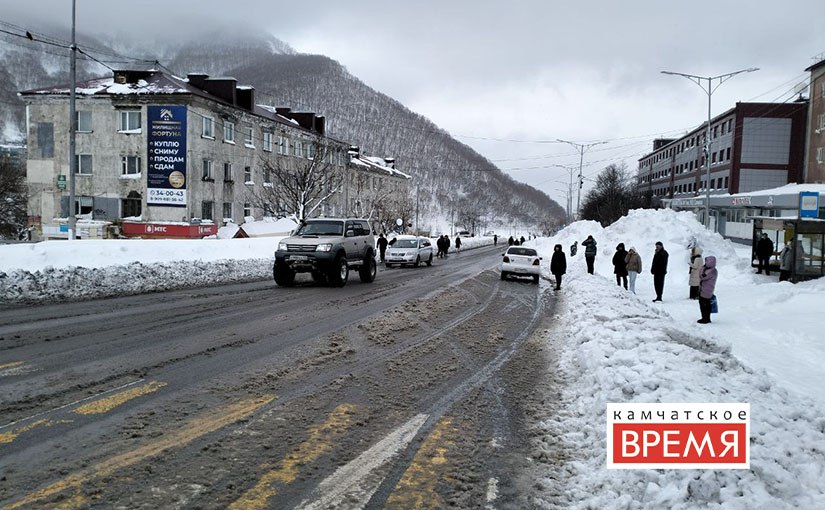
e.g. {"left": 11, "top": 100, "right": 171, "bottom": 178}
{"left": 316, "top": 243, "right": 333, "bottom": 252}
{"left": 278, "top": 242, "right": 287, "bottom": 251}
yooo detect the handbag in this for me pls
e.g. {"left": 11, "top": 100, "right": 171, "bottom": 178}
{"left": 710, "top": 294, "right": 718, "bottom": 314}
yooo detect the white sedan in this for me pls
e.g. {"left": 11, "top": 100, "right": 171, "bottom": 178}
{"left": 385, "top": 236, "right": 434, "bottom": 267}
{"left": 500, "top": 246, "right": 542, "bottom": 283}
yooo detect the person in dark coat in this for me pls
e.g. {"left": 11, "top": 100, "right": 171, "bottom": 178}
{"left": 520, "top": 236, "right": 526, "bottom": 245}
{"left": 651, "top": 241, "right": 669, "bottom": 302}
{"left": 493, "top": 234, "right": 498, "bottom": 245}
{"left": 508, "top": 236, "right": 515, "bottom": 246}
{"left": 612, "top": 243, "right": 629, "bottom": 289}
{"left": 550, "top": 244, "right": 567, "bottom": 290}
{"left": 445, "top": 235, "right": 451, "bottom": 256}
{"left": 455, "top": 235, "right": 462, "bottom": 253}
{"left": 755, "top": 233, "right": 774, "bottom": 275}
{"left": 377, "top": 233, "right": 389, "bottom": 263}
{"left": 570, "top": 241, "right": 578, "bottom": 257}
{"left": 582, "top": 235, "right": 597, "bottom": 274}
{"left": 698, "top": 255, "right": 718, "bottom": 324}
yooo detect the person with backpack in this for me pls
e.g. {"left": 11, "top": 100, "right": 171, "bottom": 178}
{"left": 698, "top": 256, "right": 718, "bottom": 324}
{"left": 550, "top": 244, "right": 567, "bottom": 290}
{"left": 582, "top": 235, "right": 597, "bottom": 274}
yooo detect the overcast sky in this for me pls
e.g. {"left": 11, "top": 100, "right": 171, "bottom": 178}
{"left": 4, "top": 1, "right": 825, "bottom": 209}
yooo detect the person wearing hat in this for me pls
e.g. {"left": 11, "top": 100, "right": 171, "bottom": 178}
{"left": 755, "top": 233, "right": 774, "bottom": 275}
{"left": 650, "top": 241, "right": 669, "bottom": 302}
{"left": 625, "top": 246, "right": 642, "bottom": 294}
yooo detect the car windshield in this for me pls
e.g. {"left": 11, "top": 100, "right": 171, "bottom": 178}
{"left": 295, "top": 221, "right": 344, "bottom": 236}
{"left": 508, "top": 247, "right": 537, "bottom": 257}
{"left": 393, "top": 240, "right": 418, "bottom": 248}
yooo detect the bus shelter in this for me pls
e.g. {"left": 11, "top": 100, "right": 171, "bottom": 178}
{"left": 752, "top": 217, "right": 825, "bottom": 283}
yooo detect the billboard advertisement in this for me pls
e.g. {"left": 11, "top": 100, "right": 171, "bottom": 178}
{"left": 147, "top": 105, "right": 187, "bottom": 207}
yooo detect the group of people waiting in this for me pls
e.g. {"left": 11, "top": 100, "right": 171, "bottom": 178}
{"left": 436, "top": 235, "right": 461, "bottom": 257}
{"left": 551, "top": 236, "right": 718, "bottom": 324}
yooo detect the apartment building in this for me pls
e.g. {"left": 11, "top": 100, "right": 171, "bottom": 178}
{"left": 804, "top": 54, "right": 825, "bottom": 182}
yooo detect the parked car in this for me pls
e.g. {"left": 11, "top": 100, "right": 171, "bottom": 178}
{"left": 500, "top": 246, "right": 542, "bottom": 283}
{"left": 385, "top": 235, "right": 434, "bottom": 268}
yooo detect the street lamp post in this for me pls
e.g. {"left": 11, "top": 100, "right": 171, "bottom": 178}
{"left": 68, "top": 0, "right": 77, "bottom": 240}
{"left": 556, "top": 139, "right": 608, "bottom": 220}
{"left": 550, "top": 164, "right": 577, "bottom": 224}
{"left": 661, "top": 67, "right": 758, "bottom": 229}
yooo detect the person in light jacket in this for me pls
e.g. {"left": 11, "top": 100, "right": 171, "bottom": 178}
{"left": 779, "top": 241, "right": 792, "bottom": 282}
{"left": 550, "top": 244, "right": 567, "bottom": 290}
{"left": 688, "top": 246, "right": 704, "bottom": 299}
{"left": 625, "top": 247, "right": 642, "bottom": 294}
{"left": 697, "top": 255, "right": 718, "bottom": 324}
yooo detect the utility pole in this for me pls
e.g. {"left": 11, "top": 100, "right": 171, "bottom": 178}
{"left": 551, "top": 164, "right": 577, "bottom": 224}
{"left": 661, "top": 67, "right": 758, "bottom": 229}
{"left": 415, "top": 184, "right": 419, "bottom": 234}
{"left": 68, "top": 0, "right": 77, "bottom": 240}
{"left": 557, "top": 139, "right": 608, "bottom": 220}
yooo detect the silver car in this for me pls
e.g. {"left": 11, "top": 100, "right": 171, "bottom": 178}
{"left": 385, "top": 235, "right": 434, "bottom": 268}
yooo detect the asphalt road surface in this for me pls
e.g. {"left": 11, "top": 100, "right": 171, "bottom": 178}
{"left": 0, "top": 243, "right": 562, "bottom": 509}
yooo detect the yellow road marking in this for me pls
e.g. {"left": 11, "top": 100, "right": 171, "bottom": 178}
{"left": 5, "top": 395, "right": 275, "bottom": 510}
{"left": 229, "top": 403, "right": 359, "bottom": 510}
{"left": 386, "top": 417, "right": 458, "bottom": 509}
{"left": 0, "top": 361, "right": 24, "bottom": 371}
{"left": 0, "top": 418, "right": 73, "bottom": 445}
{"left": 73, "top": 381, "right": 167, "bottom": 415}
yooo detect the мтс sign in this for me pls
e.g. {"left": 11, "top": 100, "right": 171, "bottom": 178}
{"left": 606, "top": 403, "right": 749, "bottom": 469}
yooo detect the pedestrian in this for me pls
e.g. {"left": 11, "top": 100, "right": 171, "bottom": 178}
{"left": 550, "top": 244, "right": 566, "bottom": 290}
{"left": 455, "top": 235, "right": 462, "bottom": 253}
{"left": 445, "top": 235, "right": 451, "bottom": 256}
{"left": 688, "top": 246, "right": 703, "bottom": 299}
{"left": 625, "top": 246, "right": 642, "bottom": 294}
{"left": 697, "top": 255, "right": 718, "bottom": 324}
{"left": 612, "top": 243, "right": 628, "bottom": 289}
{"left": 570, "top": 241, "right": 578, "bottom": 257}
{"left": 377, "top": 233, "right": 389, "bottom": 263}
{"left": 493, "top": 234, "right": 498, "bottom": 246}
{"left": 755, "top": 233, "right": 774, "bottom": 275}
{"left": 508, "top": 236, "right": 515, "bottom": 246}
{"left": 520, "top": 236, "right": 526, "bottom": 245}
{"left": 651, "top": 241, "right": 669, "bottom": 302}
{"left": 582, "top": 235, "right": 597, "bottom": 274}
{"left": 779, "top": 240, "right": 792, "bottom": 282}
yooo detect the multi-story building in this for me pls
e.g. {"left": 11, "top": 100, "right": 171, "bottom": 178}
{"left": 20, "top": 69, "right": 408, "bottom": 238}
{"left": 637, "top": 102, "right": 808, "bottom": 214}
{"left": 804, "top": 53, "right": 825, "bottom": 182}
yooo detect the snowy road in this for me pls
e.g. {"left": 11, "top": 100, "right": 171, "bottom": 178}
{"left": 0, "top": 243, "right": 560, "bottom": 509}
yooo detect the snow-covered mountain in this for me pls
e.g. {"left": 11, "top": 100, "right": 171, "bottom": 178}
{"left": 0, "top": 27, "right": 564, "bottom": 231}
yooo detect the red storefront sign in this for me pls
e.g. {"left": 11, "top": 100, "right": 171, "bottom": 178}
{"left": 121, "top": 222, "right": 217, "bottom": 239}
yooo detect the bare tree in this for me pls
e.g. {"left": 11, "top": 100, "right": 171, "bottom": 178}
{"left": 247, "top": 137, "right": 344, "bottom": 220}
{"left": 347, "top": 171, "right": 398, "bottom": 221}
{"left": 0, "top": 154, "right": 27, "bottom": 239}
{"left": 372, "top": 188, "right": 414, "bottom": 235}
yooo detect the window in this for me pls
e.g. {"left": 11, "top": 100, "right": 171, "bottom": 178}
{"left": 202, "top": 159, "right": 213, "bottom": 180}
{"left": 223, "top": 163, "right": 233, "bottom": 182}
{"left": 202, "top": 201, "right": 214, "bottom": 221}
{"left": 75, "top": 196, "right": 93, "bottom": 216}
{"left": 202, "top": 116, "right": 214, "bottom": 138}
{"left": 122, "top": 191, "right": 142, "bottom": 218}
{"left": 712, "top": 152, "right": 717, "bottom": 164}
{"left": 817, "top": 147, "right": 824, "bottom": 164}
{"left": 121, "top": 155, "right": 141, "bottom": 175}
{"left": 244, "top": 166, "right": 252, "bottom": 183}
{"left": 243, "top": 202, "right": 252, "bottom": 217}
{"left": 726, "top": 148, "right": 731, "bottom": 161}
{"left": 118, "top": 110, "right": 141, "bottom": 132}
{"left": 223, "top": 202, "right": 233, "bottom": 220}
{"left": 821, "top": 82, "right": 825, "bottom": 98}
{"left": 293, "top": 139, "right": 302, "bottom": 157}
{"left": 278, "top": 135, "right": 287, "bottom": 154}
{"left": 224, "top": 121, "right": 235, "bottom": 143}
{"left": 721, "top": 122, "right": 726, "bottom": 135}
{"left": 263, "top": 132, "right": 273, "bottom": 152}
{"left": 724, "top": 176, "right": 729, "bottom": 188}
{"left": 263, "top": 167, "right": 271, "bottom": 184}
{"left": 75, "top": 111, "right": 92, "bottom": 132}
{"left": 244, "top": 126, "right": 254, "bottom": 147}
{"left": 75, "top": 154, "right": 93, "bottom": 174}
{"left": 37, "top": 122, "right": 54, "bottom": 158}
{"left": 819, "top": 114, "right": 825, "bottom": 130}
{"left": 306, "top": 142, "right": 315, "bottom": 160}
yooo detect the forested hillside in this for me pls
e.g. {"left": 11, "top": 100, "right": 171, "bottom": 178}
{"left": 0, "top": 27, "right": 564, "bottom": 232}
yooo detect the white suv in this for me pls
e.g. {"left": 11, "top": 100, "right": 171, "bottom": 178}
{"left": 385, "top": 235, "right": 433, "bottom": 268}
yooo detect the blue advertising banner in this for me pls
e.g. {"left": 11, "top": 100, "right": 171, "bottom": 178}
{"left": 799, "top": 191, "right": 819, "bottom": 218}
{"left": 147, "top": 105, "right": 187, "bottom": 207}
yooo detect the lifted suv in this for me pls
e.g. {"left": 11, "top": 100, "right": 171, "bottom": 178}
{"left": 273, "top": 218, "right": 377, "bottom": 287}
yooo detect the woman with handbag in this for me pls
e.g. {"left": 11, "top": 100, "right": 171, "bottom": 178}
{"left": 697, "top": 255, "right": 718, "bottom": 324}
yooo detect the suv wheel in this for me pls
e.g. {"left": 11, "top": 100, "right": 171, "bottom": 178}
{"left": 328, "top": 255, "right": 349, "bottom": 287}
{"left": 274, "top": 262, "right": 295, "bottom": 286}
{"left": 359, "top": 256, "right": 377, "bottom": 283}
